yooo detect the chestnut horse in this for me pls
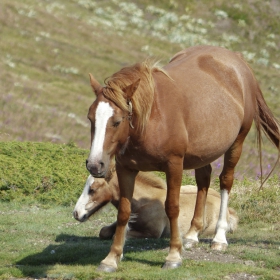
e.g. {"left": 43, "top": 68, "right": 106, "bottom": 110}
{"left": 86, "top": 45, "right": 280, "bottom": 271}
{"left": 73, "top": 171, "right": 238, "bottom": 239}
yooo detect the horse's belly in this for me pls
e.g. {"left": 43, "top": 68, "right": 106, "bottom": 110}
{"left": 182, "top": 125, "right": 240, "bottom": 169}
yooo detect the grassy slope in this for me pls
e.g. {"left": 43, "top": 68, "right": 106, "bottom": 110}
{"left": 1, "top": 0, "right": 280, "bottom": 179}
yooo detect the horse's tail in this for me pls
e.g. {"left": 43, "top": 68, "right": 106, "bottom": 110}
{"left": 227, "top": 207, "right": 239, "bottom": 233}
{"left": 254, "top": 85, "right": 280, "bottom": 188}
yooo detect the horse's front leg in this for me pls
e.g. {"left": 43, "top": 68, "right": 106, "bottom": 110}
{"left": 183, "top": 164, "right": 212, "bottom": 249}
{"left": 97, "top": 166, "right": 138, "bottom": 272}
{"left": 162, "top": 159, "right": 183, "bottom": 269}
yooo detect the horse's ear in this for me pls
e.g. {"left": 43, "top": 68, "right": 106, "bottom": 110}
{"left": 123, "top": 78, "right": 140, "bottom": 100}
{"left": 89, "top": 73, "right": 103, "bottom": 95}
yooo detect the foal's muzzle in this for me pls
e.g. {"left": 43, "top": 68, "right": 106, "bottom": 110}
{"left": 73, "top": 210, "right": 87, "bottom": 222}
{"left": 86, "top": 159, "right": 105, "bottom": 178}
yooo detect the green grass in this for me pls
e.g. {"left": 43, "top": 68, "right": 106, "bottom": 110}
{"left": 0, "top": 141, "right": 279, "bottom": 279}
{"left": 0, "top": 141, "right": 88, "bottom": 205}
{"left": 0, "top": 200, "right": 279, "bottom": 280}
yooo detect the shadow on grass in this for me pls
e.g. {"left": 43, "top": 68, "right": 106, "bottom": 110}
{"left": 15, "top": 234, "right": 170, "bottom": 277}
{"left": 15, "top": 233, "right": 280, "bottom": 278}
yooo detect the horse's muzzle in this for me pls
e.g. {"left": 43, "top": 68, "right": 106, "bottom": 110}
{"left": 86, "top": 159, "right": 106, "bottom": 178}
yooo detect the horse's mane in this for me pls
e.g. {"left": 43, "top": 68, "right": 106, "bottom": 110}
{"left": 103, "top": 60, "right": 169, "bottom": 132}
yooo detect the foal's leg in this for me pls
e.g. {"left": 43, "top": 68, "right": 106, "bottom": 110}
{"left": 99, "top": 221, "right": 117, "bottom": 239}
{"left": 183, "top": 164, "right": 212, "bottom": 249}
{"left": 97, "top": 166, "right": 138, "bottom": 272}
{"left": 212, "top": 134, "right": 246, "bottom": 251}
{"left": 162, "top": 159, "right": 183, "bottom": 269}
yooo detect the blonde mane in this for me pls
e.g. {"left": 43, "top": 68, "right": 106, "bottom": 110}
{"left": 109, "top": 168, "right": 167, "bottom": 191}
{"left": 103, "top": 60, "right": 168, "bottom": 132}
{"left": 136, "top": 172, "right": 167, "bottom": 190}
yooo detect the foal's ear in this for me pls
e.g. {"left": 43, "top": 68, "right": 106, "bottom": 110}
{"left": 89, "top": 73, "right": 103, "bottom": 95}
{"left": 94, "top": 178, "right": 107, "bottom": 189}
{"left": 123, "top": 79, "right": 140, "bottom": 99}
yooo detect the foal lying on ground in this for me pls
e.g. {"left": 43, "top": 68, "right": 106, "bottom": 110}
{"left": 74, "top": 171, "right": 238, "bottom": 240}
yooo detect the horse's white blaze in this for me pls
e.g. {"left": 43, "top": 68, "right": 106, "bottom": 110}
{"left": 213, "top": 189, "right": 229, "bottom": 244}
{"left": 74, "top": 175, "right": 94, "bottom": 219}
{"left": 88, "top": 102, "right": 114, "bottom": 164}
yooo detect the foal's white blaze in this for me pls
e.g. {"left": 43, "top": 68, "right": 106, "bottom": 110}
{"left": 88, "top": 102, "right": 114, "bottom": 164}
{"left": 213, "top": 189, "right": 229, "bottom": 244}
{"left": 74, "top": 175, "right": 94, "bottom": 220}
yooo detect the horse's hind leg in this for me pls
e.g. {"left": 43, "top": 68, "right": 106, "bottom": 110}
{"left": 212, "top": 133, "right": 247, "bottom": 251}
{"left": 183, "top": 164, "right": 212, "bottom": 249}
{"left": 162, "top": 159, "right": 183, "bottom": 269}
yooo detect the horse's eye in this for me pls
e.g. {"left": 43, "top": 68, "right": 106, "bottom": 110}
{"left": 89, "top": 189, "right": 94, "bottom": 195}
{"left": 113, "top": 121, "right": 121, "bottom": 128}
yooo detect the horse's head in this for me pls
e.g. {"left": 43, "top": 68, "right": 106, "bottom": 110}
{"left": 86, "top": 73, "right": 140, "bottom": 178}
{"left": 73, "top": 174, "right": 112, "bottom": 222}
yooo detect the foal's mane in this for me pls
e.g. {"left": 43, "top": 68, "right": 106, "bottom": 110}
{"left": 136, "top": 172, "right": 167, "bottom": 190}
{"left": 109, "top": 168, "right": 167, "bottom": 191}
{"left": 103, "top": 60, "right": 169, "bottom": 132}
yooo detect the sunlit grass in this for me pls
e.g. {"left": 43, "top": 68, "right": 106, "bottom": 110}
{"left": 0, "top": 142, "right": 279, "bottom": 279}
{"left": 0, "top": 199, "right": 279, "bottom": 279}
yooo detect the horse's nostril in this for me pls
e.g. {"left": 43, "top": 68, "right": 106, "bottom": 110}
{"left": 95, "top": 161, "right": 104, "bottom": 174}
{"left": 86, "top": 159, "right": 88, "bottom": 166}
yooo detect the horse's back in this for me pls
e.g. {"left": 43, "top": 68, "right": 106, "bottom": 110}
{"left": 169, "top": 45, "right": 245, "bottom": 69}
{"left": 166, "top": 45, "right": 257, "bottom": 113}
{"left": 166, "top": 45, "right": 255, "bottom": 97}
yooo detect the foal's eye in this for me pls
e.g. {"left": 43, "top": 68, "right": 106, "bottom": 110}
{"left": 113, "top": 121, "right": 121, "bottom": 128}
{"left": 89, "top": 189, "right": 95, "bottom": 195}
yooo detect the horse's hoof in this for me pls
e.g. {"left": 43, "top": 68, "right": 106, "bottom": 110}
{"left": 183, "top": 238, "right": 198, "bottom": 249}
{"left": 162, "top": 261, "right": 182, "bottom": 269}
{"left": 211, "top": 241, "right": 228, "bottom": 251}
{"left": 97, "top": 263, "right": 117, "bottom": 273}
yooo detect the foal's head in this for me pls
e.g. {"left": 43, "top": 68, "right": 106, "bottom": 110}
{"left": 73, "top": 174, "right": 112, "bottom": 222}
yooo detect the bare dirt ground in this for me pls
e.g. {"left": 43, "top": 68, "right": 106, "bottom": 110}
{"left": 182, "top": 244, "right": 259, "bottom": 280}
{"left": 157, "top": 239, "right": 261, "bottom": 280}
{"left": 182, "top": 246, "right": 259, "bottom": 280}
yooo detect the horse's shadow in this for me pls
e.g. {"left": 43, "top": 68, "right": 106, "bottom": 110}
{"left": 16, "top": 234, "right": 170, "bottom": 277}
{"left": 16, "top": 233, "right": 280, "bottom": 278}
{"left": 17, "top": 235, "right": 107, "bottom": 267}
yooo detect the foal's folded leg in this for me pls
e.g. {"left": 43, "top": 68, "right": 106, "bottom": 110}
{"left": 99, "top": 221, "right": 117, "bottom": 240}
